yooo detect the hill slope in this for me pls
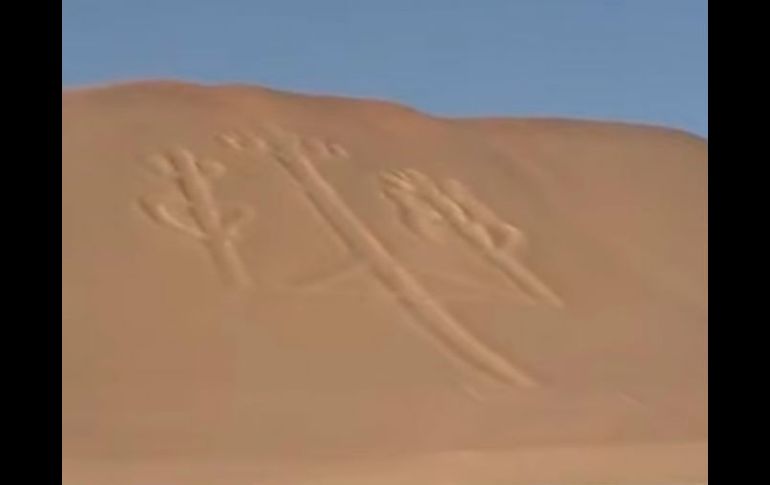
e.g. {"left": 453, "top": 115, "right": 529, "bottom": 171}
{"left": 62, "top": 81, "right": 707, "bottom": 485}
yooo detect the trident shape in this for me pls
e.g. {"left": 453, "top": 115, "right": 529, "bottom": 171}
{"left": 218, "top": 126, "right": 541, "bottom": 389}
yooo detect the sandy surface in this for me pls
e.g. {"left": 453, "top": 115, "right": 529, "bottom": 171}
{"left": 62, "top": 81, "right": 707, "bottom": 484}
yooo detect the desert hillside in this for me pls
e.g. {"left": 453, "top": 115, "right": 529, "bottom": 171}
{"left": 62, "top": 81, "right": 707, "bottom": 485}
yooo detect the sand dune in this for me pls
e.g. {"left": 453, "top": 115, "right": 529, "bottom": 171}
{"left": 62, "top": 81, "right": 707, "bottom": 484}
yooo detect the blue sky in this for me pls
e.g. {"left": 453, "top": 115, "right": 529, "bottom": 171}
{"left": 62, "top": 1, "right": 707, "bottom": 137}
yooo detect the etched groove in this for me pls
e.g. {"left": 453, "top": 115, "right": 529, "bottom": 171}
{"left": 224, "top": 129, "right": 539, "bottom": 388}
{"left": 442, "top": 179, "right": 527, "bottom": 251}
{"left": 290, "top": 258, "right": 366, "bottom": 290}
{"left": 140, "top": 194, "right": 204, "bottom": 239}
{"left": 380, "top": 170, "right": 562, "bottom": 307}
{"left": 381, "top": 182, "right": 445, "bottom": 241}
{"left": 140, "top": 148, "right": 253, "bottom": 288}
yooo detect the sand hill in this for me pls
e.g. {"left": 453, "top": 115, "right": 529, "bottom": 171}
{"left": 62, "top": 81, "right": 707, "bottom": 484}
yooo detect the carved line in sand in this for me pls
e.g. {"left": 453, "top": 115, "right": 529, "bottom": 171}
{"left": 140, "top": 148, "right": 253, "bottom": 288}
{"left": 219, "top": 126, "right": 539, "bottom": 389}
{"left": 380, "top": 170, "right": 562, "bottom": 307}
